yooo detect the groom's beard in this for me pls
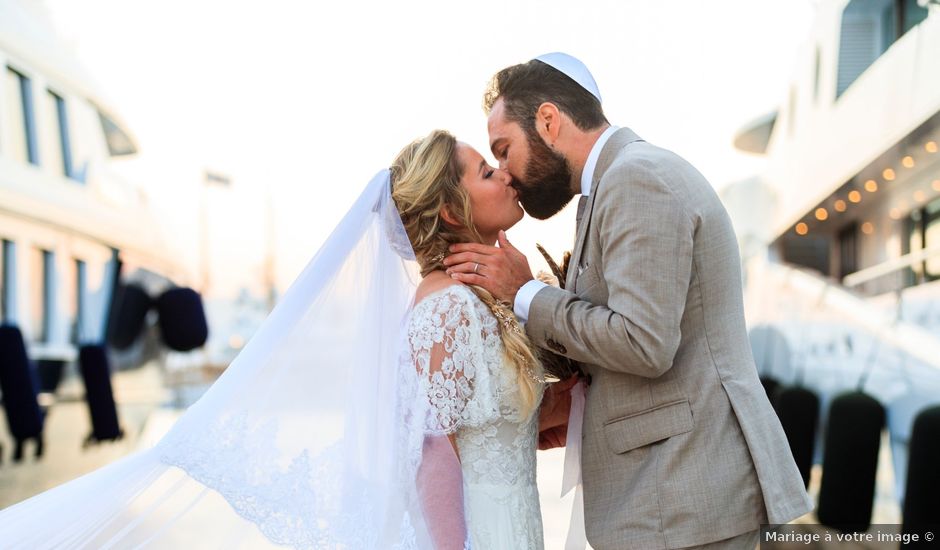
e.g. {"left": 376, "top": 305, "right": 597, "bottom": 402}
{"left": 514, "top": 131, "right": 575, "bottom": 220}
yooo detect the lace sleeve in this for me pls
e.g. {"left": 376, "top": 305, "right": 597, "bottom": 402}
{"left": 409, "top": 286, "right": 486, "bottom": 435}
{"left": 409, "top": 286, "right": 482, "bottom": 550}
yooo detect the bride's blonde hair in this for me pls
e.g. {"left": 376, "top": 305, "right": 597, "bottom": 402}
{"left": 390, "top": 130, "right": 543, "bottom": 416}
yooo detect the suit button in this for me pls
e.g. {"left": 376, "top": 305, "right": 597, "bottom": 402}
{"left": 546, "top": 338, "right": 567, "bottom": 355}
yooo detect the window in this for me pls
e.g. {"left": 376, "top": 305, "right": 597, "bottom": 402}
{"left": 0, "top": 239, "right": 11, "bottom": 323}
{"left": 924, "top": 198, "right": 940, "bottom": 280}
{"left": 838, "top": 223, "right": 859, "bottom": 280}
{"left": 902, "top": 209, "right": 924, "bottom": 285}
{"left": 0, "top": 240, "right": 4, "bottom": 323}
{"left": 899, "top": 0, "right": 929, "bottom": 37}
{"left": 98, "top": 110, "right": 137, "bottom": 156}
{"left": 29, "top": 248, "right": 54, "bottom": 343}
{"left": 71, "top": 259, "right": 86, "bottom": 344}
{"left": 44, "top": 90, "right": 75, "bottom": 179}
{"left": 837, "top": 0, "right": 929, "bottom": 98}
{"left": 898, "top": 197, "right": 940, "bottom": 287}
{"left": 4, "top": 67, "right": 39, "bottom": 165}
{"left": 837, "top": 5, "right": 882, "bottom": 97}
{"left": 1, "top": 240, "right": 14, "bottom": 324}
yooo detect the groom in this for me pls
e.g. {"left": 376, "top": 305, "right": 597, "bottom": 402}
{"left": 445, "top": 54, "right": 813, "bottom": 549}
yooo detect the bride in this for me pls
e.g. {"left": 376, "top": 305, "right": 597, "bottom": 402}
{"left": 393, "top": 130, "right": 546, "bottom": 549}
{"left": 0, "top": 130, "right": 549, "bottom": 549}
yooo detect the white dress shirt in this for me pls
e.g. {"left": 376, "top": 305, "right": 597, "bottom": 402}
{"left": 513, "top": 125, "right": 620, "bottom": 323}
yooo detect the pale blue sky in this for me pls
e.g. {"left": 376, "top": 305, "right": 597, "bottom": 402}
{"left": 44, "top": 0, "right": 814, "bottom": 296}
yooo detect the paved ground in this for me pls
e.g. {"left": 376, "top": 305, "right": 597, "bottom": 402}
{"left": 0, "top": 363, "right": 903, "bottom": 549}
{"left": 0, "top": 363, "right": 583, "bottom": 547}
{"left": 0, "top": 363, "right": 169, "bottom": 509}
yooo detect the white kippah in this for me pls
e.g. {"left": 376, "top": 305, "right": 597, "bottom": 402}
{"left": 533, "top": 52, "right": 602, "bottom": 104}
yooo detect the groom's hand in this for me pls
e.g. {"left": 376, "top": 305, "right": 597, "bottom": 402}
{"left": 444, "top": 231, "right": 534, "bottom": 303}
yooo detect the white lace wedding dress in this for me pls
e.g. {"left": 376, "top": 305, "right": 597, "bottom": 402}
{"left": 407, "top": 284, "right": 545, "bottom": 550}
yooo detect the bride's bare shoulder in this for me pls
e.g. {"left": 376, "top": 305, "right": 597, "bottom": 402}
{"left": 414, "top": 271, "right": 466, "bottom": 304}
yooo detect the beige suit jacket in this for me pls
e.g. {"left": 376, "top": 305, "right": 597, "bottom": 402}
{"left": 528, "top": 128, "right": 813, "bottom": 549}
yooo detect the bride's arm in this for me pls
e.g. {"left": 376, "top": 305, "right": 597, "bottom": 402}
{"left": 417, "top": 435, "right": 466, "bottom": 550}
{"left": 411, "top": 287, "right": 478, "bottom": 549}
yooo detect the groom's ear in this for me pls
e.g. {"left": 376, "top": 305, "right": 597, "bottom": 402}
{"left": 535, "top": 102, "right": 561, "bottom": 145}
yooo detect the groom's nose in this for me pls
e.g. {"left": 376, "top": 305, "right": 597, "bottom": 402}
{"left": 497, "top": 169, "right": 513, "bottom": 185}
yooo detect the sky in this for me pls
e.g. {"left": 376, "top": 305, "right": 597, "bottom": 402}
{"left": 42, "top": 0, "right": 815, "bottom": 298}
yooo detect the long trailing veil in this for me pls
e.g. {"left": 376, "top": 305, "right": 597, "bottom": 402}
{"left": 0, "top": 171, "right": 468, "bottom": 549}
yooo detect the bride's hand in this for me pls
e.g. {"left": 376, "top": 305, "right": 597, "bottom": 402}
{"left": 538, "top": 376, "right": 578, "bottom": 449}
{"left": 539, "top": 425, "right": 567, "bottom": 450}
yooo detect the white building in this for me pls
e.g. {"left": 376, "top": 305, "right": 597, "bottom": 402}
{"left": 726, "top": 0, "right": 940, "bottom": 518}
{"left": 0, "top": 1, "right": 182, "bottom": 367}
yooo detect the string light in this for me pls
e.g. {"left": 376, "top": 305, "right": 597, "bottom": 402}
{"left": 927, "top": 141, "right": 938, "bottom": 153}
{"left": 902, "top": 156, "right": 915, "bottom": 168}
{"left": 848, "top": 190, "right": 862, "bottom": 203}
{"left": 815, "top": 208, "right": 828, "bottom": 221}
{"left": 834, "top": 200, "right": 847, "bottom": 212}
{"left": 795, "top": 222, "right": 808, "bottom": 235}
{"left": 865, "top": 180, "right": 878, "bottom": 192}
{"left": 861, "top": 222, "right": 874, "bottom": 235}
{"left": 883, "top": 168, "right": 896, "bottom": 181}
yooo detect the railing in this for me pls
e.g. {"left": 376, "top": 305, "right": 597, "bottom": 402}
{"left": 842, "top": 246, "right": 940, "bottom": 288}
{"left": 749, "top": 259, "right": 940, "bottom": 371}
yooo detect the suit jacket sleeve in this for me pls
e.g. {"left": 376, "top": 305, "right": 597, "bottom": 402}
{"left": 526, "top": 158, "right": 695, "bottom": 378}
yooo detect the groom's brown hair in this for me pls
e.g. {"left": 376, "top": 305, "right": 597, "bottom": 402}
{"left": 483, "top": 60, "right": 608, "bottom": 133}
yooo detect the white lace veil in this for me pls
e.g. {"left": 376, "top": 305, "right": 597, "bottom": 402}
{"left": 0, "top": 171, "right": 467, "bottom": 549}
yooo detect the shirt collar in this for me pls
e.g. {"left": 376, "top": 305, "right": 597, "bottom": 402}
{"left": 581, "top": 125, "right": 619, "bottom": 197}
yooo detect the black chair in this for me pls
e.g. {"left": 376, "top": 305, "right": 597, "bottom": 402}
{"left": 156, "top": 287, "right": 209, "bottom": 352}
{"left": 817, "top": 391, "right": 885, "bottom": 532}
{"left": 772, "top": 385, "right": 820, "bottom": 488}
{"left": 902, "top": 405, "right": 940, "bottom": 541}
{"left": 36, "top": 358, "right": 66, "bottom": 394}
{"left": 761, "top": 376, "right": 781, "bottom": 400}
{"left": 107, "top": 283, "right": 153, "bottom": 350}
{"left": 79, "top": 344, "right": 123, "bottom": 444}
{"left": 0, "top": 325, "right": 45, "bottom": 461}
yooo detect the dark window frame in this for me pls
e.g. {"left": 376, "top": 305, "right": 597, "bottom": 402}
{"left": 48, "top": 89, "right": 76, "bottom": 180}
{"left": 8, "top": 67, "right": 40, "bottom": 166}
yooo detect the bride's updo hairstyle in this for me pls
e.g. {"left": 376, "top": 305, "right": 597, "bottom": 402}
{"left": 390, "top": 130, "right": 544, "bottom": 416}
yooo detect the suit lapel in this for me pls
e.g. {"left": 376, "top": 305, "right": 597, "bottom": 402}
{"left": 568, "top": 128, "right": 643, "bottom": 289}
{"left": 567, "top": 190, "right": 596, "bottom": 289}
